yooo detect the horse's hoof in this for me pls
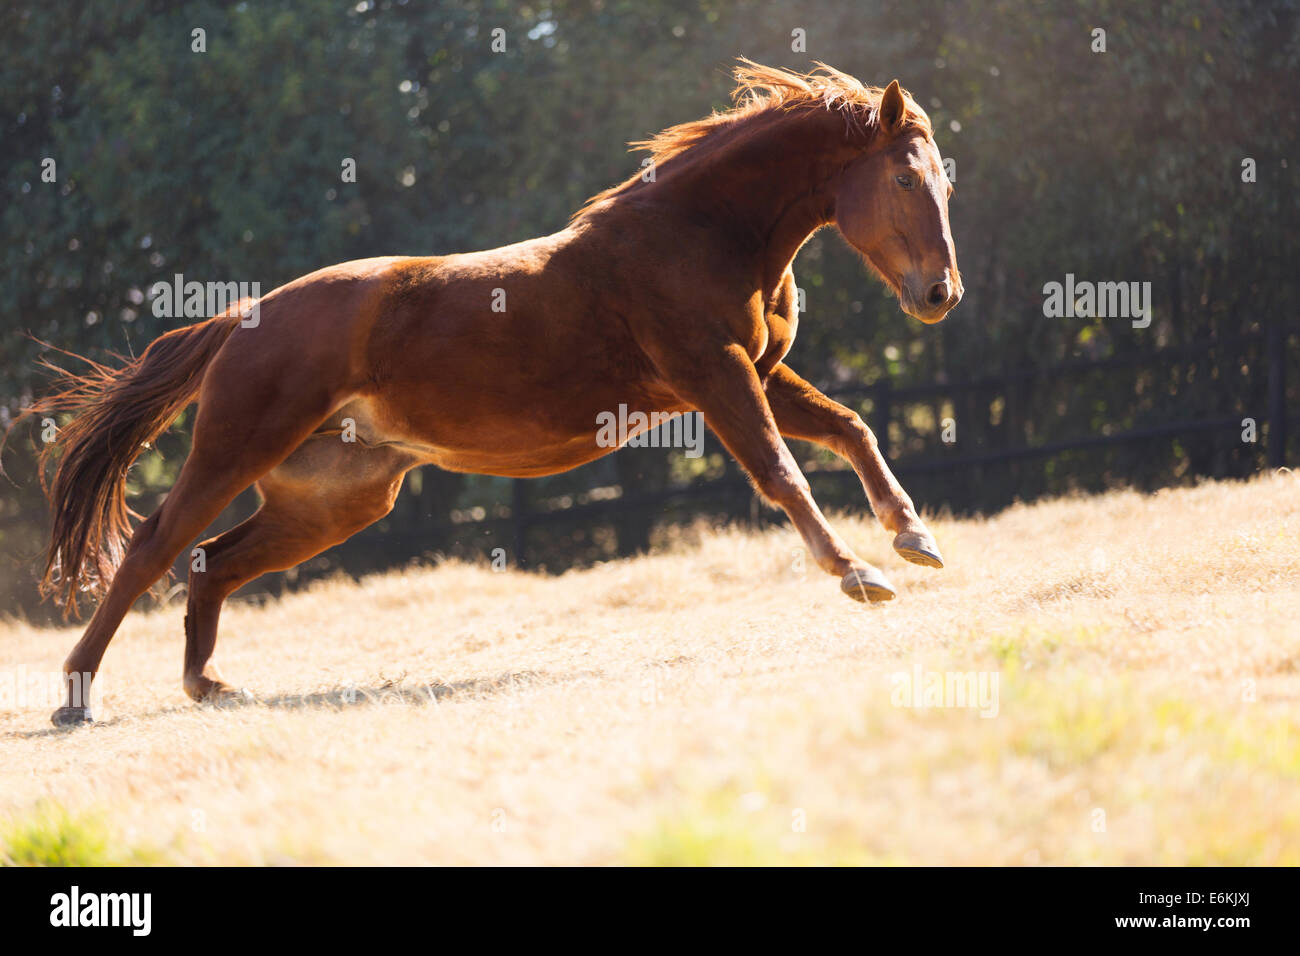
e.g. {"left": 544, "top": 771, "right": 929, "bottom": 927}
{"left": 893, "top": 530, "right": 944, "bottom": 569}
{"left": 204, "top": 686, "right": 255, "bottom": 708}
{"left": 841, "top": 567, "right": 896, "bottom": 603}
{"left": 186, "top": 673, "right": 255, "bottom": 706}
{"left": 51, "top": 705, "right": 93, "bottom": 728}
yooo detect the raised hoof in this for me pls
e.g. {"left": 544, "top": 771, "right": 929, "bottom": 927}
{"left": 893, "top": 530, "right": 944, "bottom": 569}
{"left": 51, "top": 705, "right": 93, "bottom": 728}
{"left": 840, "top": 567, "right": 896, "bottom": 604}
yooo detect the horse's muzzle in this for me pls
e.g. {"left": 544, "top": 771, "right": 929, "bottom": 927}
{"left": 902, "top": 276, "right": 962, "bottom": 324}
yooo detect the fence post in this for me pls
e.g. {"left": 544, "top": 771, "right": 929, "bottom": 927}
{"left": 1267, "top": 321, "right": 1287, "bottom": 469}
{"left": 511, "top": 478, "right": 529, "bottom": 568}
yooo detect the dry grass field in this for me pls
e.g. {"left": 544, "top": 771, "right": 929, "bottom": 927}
{"left": 2, "top": 472, "right": 1298, "bottom": 865}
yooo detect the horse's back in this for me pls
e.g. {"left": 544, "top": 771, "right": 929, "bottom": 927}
{"left": 198, "top": 231, "right": 681, "bottom": 476}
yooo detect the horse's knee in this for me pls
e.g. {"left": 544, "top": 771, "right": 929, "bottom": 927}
{"left": 833, "top": 412, "right": 877, "bottom": 456}
{"left": 757, "top": 461, "right": 812, "bottom": 511}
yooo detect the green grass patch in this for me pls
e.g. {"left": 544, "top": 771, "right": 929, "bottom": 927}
{"left": 0, "top": 802, "right": 161, "bottom": 867}
{"left": 626, "top": 789, "right": 894, "bottom": 866}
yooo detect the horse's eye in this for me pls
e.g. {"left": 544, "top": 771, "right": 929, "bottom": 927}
{"left": 896, "top": 174, "right": 915, "bottom": 190}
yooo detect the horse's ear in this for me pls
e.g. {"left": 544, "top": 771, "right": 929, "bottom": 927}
{"left": 879, "top": 79, "right": 907, "bottom": 135}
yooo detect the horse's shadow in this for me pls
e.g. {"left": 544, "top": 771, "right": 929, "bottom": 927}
{"left": 254, "top": 669, "right": 551, "bottom": 710}
{"left": 6, "top": 668, "right": 584, "bottom": 739}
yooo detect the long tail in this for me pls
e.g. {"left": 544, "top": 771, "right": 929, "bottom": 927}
{"left": 19, "top": 312, "right": 242, "bottom": 617}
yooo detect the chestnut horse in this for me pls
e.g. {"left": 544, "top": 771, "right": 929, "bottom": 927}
{"left": 28, "top": 61, "right": 960, "bottom": 726}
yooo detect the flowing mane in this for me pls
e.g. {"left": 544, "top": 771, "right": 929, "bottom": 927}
{"left": 573, "top": 59, "right": 933, "bottom": 220}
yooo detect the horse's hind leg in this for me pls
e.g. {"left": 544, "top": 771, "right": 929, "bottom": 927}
{"left": 181, "top": 438, "right": 410, "bottom": 704}
{"left": 52, "top": 452, "right": 282, "bottom": 726}
{"left": 53, "top": 381, "right": 340, "bottom": 726}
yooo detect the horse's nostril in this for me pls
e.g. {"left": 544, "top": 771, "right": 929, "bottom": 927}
{"left": 926, "top": 282, "right": 949, "bottom": 307}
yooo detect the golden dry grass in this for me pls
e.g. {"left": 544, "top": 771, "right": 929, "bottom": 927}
{"left": 2, "top": 472, "right": 1299, "bottom": 865}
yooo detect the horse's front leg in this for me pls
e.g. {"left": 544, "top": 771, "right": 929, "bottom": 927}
{"left": 666, "top": 345, "right": 895, "bottom": 602}
{"left": 764, "top": 363, "right": 943, "bottom": 568}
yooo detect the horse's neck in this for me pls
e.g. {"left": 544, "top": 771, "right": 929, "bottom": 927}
{"left": 758, "top": 167, "right": 839, "bottom": 288}
{"left": 668, "top": 111, "right": 849, "bottom": 289}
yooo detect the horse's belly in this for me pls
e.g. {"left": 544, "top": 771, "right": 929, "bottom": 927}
{"left": 320, "top": 391, "right": 686, "bottom": 478}
{"left": 422, "top": 441, "right": 613, "bottom": 477}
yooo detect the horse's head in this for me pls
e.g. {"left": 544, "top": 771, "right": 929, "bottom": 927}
{"left": 833, "top": 80, "right": 961, "bottom": 324}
